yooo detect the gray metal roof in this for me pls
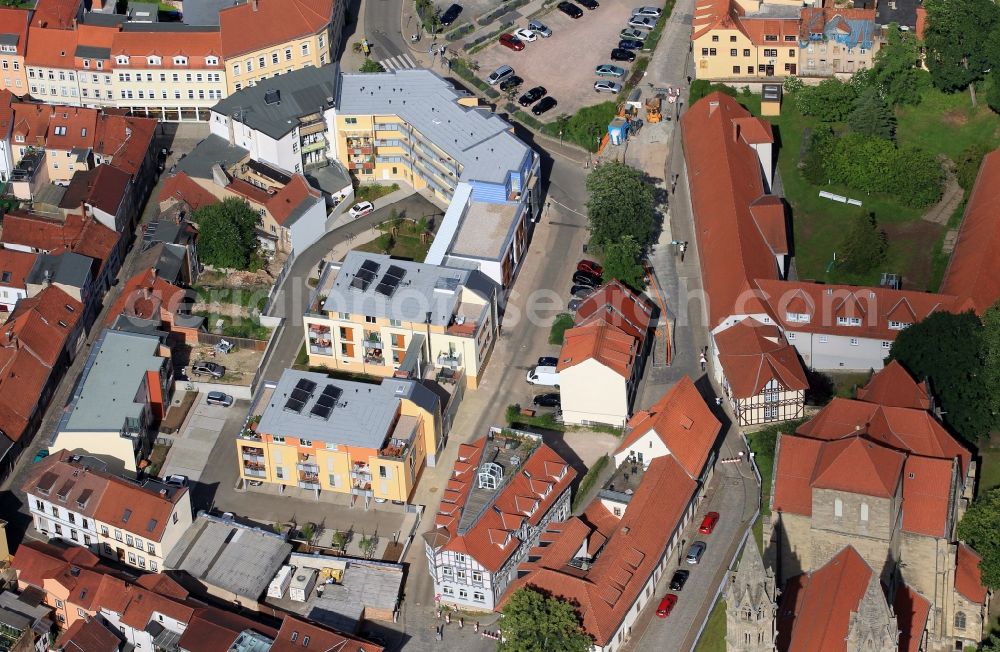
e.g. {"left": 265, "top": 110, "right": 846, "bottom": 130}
{"left": 176, "top": 134, "right": 248, "bottom": 179}
{"left": 181, "top": 0, "right": 239, "bottom": 25}
{"left": 82, "top": 12, "right": 128, "bottom": 26}
{"left": 304, "top": 161, "right": 352, "bottom": 196}
{"left": 164, "top": 514, "right": 292, "bottom": 600}
{"left": 26, "top": 252, "right": 92, "bottom": 288}
{"left": 63, "top": 330, "right": 165, "bottom": 432}
{"left": 321, "top": 251, "right": 497, "bottom": 326}
{"left": 75, "top": 45, "right": 111, "bottom": 59}
{"left": 211, "top": 66, "right": 339, "bottom": 140}
{"left": 0, "top": 34, "right": 19, "bottom": 47}
{"left": 136, "top": 243, "right": 185, "bottom": 284}
{"left": 337, "top": 68, "right": 530, "bottom": 184}
{"left": 120, "top": 22, "right": 219, "bottom": 32}
{"left": 256, "top": 370, "right": 434, "bottom": 446}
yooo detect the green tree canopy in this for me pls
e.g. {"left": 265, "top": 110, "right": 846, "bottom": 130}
{"left": 194, "top": 197, "right": 260, "bottom": 270}
{"left": 887, "top": 310, "right": 994, "bottom": 443}
{"left": 986, "top": 69, "right": 1000, "bottom": 115}
{"left": 838, "top": 212, "right": 888, "bottom": 274}
{"left": 957, "top": 487, "right": 1000, "bottom": 589}
{"left": 981, "top": 301, "right": 1000, "bottom": 423}
{"left": 981, "top": 633, "right": 1000, "bottom": 652}
{"left": 499, "top": 587, "right": 592, "bottom": 652}
{"left": 923, "top": 0, "right": 1000, "bottom": 92}
{"left": 955, "top": 143, "right": 991, "bottom": 191}
{"left": 870, "top": 24, "right": 928, "bottom": 106}
{"left": 360, "top": 59, "right": 385, "bottom": 73}
{"left": 585, "top": 161, "right": 655, "bottom": 249}
{"left": 794, "top": 79, "right": 857, "bottom": 121}
{"left": 848, "top": 87, "right": 896, "bottom": 140}
{"left": 601, "top": 235, "right": 646, "bottom": 289}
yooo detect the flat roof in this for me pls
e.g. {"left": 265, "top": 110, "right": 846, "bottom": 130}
{"left": 181, "top": 0, "right": 239, "bottom": 25}
{"left": 176, "top": 134, "right": 249, "bottom": 179}
{"left": 449, "top": 199, "right": 519, "bottom": 260}
{"left": 63, "top": 330, "right": 164, "bottom": 432}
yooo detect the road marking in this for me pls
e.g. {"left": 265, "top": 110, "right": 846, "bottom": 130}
{"left": 378, "top": 54, "right": 417, "bottom": 71}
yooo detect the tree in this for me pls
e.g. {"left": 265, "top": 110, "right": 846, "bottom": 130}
{"left": 194, "top": 198, "right": 260, "bottom": 270}
{"left": 957, "top": 487, "right": 1000, "bottom": 589}
{"left": 838, "top": 212, "right": 888, "bottom": 274}
{"left": 981, "top": 301, "right": 1000, "bottom": 423}
{"left": 870, "top": 24, "right": 928, "bottom": 106}
{"left": 981, "top": 633, "right": 1000, "bottom": 652}
{"left": 887, "top": 310, "right": 993, "bottom": 443}
{"left": 800, "top": 126, "right": 835, "bottom": 185}
{"left": 360, "top": 59, "right": 385, "bottom": 73}
{"left": 986, "top": 69, "right": 1000, "bottom": 115}
{"left": 794, "top": 79, "right": 857, "bottom": 122}
{"left": 585, "top": 161, "right": 655, "bottom": 248}
{"left": 601, "top": 235, "right": 646, "bottom": 288}
{"left": 499, "top": 587, "right": 592, "bottom": 652}
{"left": 848, "top": 87, "right": 896, "bottom": 140}
{"left": 923, "top": 0, "right": 1000, "bottom": 93}
{"left": 955, "top": 143, "right": 991, "bottom": 191}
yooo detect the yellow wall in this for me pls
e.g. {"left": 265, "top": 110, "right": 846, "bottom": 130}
{"left": 50, "top": 430, "right": 137, "bottom": 473}
{"left": 113, "top": 66, "right": 226, "bottom": 111}
{"left": 694, "top": 28, "right": 799, "bottom": 80}
{"left": 0, "top": 54, "right": 27, "bottom": 96}
{"left": 224, "top": 29, "right": 332, "bottom": 94}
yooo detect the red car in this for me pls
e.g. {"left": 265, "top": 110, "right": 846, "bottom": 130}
{"left": 578, "top": 259, "right": 603, "bottom": 276}
{"left": 499, "top": 33, "right": 525, "bottom": 51}
{"left": 699, "top": 511, "right": 720, "bottom": 535}
{"left": 656, "top": 594, "right": 678, "bottom": 618}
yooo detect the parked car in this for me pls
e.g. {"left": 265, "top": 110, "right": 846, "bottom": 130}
{"left": 533, "top": 393, "right": 561, "bottom": 408}
{"left": 164, "top": 474, "right": 189, "bottom": 487}
{"left": 595, "top": 64, "right": 626, "bottom": 77}
{"left": 656, "top": 594, "right": 678, "bottom": 618}
{"left": 571, "top": 284, "right": 595, "bottom": 298}
{"left": 499, "top": 33, "right": 525, "bottom": 51}
{"left": 620, "top": 27, "right": 647, "bottom": 40}
{"left": 33, "top": 449, "right": 49, "bottom": 463}
{"left": 578, "top": 0, "right": 599, "bottom": 9}
{"left": 538, "top": 356, "right": 559, "bottom": 367}
{"left": 440, "top": 3, "right": 463, "bottom": 26}
{"left": 618, "top": 38, "right": 643, "bottom": 50}
{"left": 670, "top": 569, "right": 690, "bottom": 591}
{"left": 557, "top": 1, "right": 583, "bottom": 17}
{"left": 611, "top": 48, "right": 637, "bottom": 61}
{"left": 628, "top": 14, "right": 657, "bottom": 29}
{"left": 206, "top": 391, "right": 234, "bottom": 407}
{"left": 192, "top": 361, "right": 226, "bottom": 378}
{"left": 686, "top": 541, "right": 707, "bottom": 565}
{"left": 487, "top": 64, "right": 515, "bottom": 85}
{"left": 526, "top": 365, "right": 560, "bottom": 387}
{"left": 518, "top": 86, "right": 547, "bottom": 106}
{"left": 532, "top": 96, "right": 557, "bottom": 115}
{"left": 578, "top": 259, "right": 603, "bottom": 275}
{"left": 349, "top": 201, "right": 374, "bottom": 219}
{"left": 568, "top": 297, "right": 583, "bottom": 312}
{"left": 699, "top": 511, "right": 720, "bottom": 534}
{"left": 499, "top": 75, "right": 524, "bottom": 91}
{"left": 247, "top": 480, "right": 263, "bottom": 487}
{"left": 528, "top": 19, "right": 552, "bottom": 36}
{"left": 572, "top": 270, "right": 602, "bottom": 287}
{"left": 633, "top": 5, "right": 662, "bottom": 17}
{"left": 594, "top": 80, "right": 622, "bottom": 93}
{"left": 514, "top": 27, "right": 537, "bottom": 42}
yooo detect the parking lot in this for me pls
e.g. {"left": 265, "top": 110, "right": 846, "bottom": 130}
{"left": 473, "top": 0, "right": 653, "bottom": 117}
{"left": 161, "top": 394, "right": 247, "bottom": 486}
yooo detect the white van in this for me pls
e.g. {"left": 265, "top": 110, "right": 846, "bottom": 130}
{"left": 487, "top": 65, "right": 515, "bottom": 85}
{"left": 526, "top": 365, "right": 560, "bottom": 387}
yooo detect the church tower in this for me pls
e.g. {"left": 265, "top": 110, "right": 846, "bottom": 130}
{"left": 725, "top": 542, "right": 777, "bottom": 652}
{"left": 845, "top": 574, "right": 898, "bottom": 652}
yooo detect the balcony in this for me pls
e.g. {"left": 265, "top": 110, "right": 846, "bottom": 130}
{"left": 364, "top": 354, "right": 386, "bottom": 366}
{"left": 301, "top": 138, "right": 327, "bottom": 154}
{"left": 351, "top": 463, "right": 371, "bottom": 479}
{"left": 363, "top": 332, "right": 382, "bottom": 349}
{"left": 243, "top": 465, "right": 266, "bottom": 478}
{"left": 308, "top": 324, "right": 332, "bottom": 355}
{"left": 380, "top": 415, "right": 418, "bottom": 461}
{"left": 351, "top": 481, "right": 373, "bottom": 497}
{"left": 437, "top": 352, "right": 462, "bottom": 368}
{"left": 297, "top": 454, "right": 319, "bottom": 473}
{"left": 242, "top": 447, "right": 265, "bottom": 463}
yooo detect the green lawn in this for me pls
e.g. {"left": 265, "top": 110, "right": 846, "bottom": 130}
{"left": 693, "top": 598, "right": 727, "bottom": 652}
{"left": 549, "top": 313, "right": 574, "bottom": 345}
{"left": 355, "top": 217, "right": 434, "bottom": 261}
{"left": 977, "top": 446, "right": 1000, "bottom": 495}
{"left": 353, "top": 183, "right": 399, "bottom": 203}
{"left": 896, "top": 87, "right": 1000, "bottom": 161}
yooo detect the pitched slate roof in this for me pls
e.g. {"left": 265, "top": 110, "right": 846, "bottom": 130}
{"left": 715, "top": 318, "right": 807, "bottom": 398}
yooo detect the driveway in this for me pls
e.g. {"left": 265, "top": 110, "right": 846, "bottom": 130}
{"left": 160, "top": 396, "right": 247, "bottom": 484}
{"left": 472, "top": 0, "right": 648, "bottom": 118}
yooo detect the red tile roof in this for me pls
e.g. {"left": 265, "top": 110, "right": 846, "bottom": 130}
{"left": 2, "top": 212, "right": 118, "bottom": 276}
{"left": 558, "top": 320, "right": 638, "bottom": 378}
{"left": 110, "top": 30, "right": 223, "bottom": 68}
{"left": 503, "top": 455, "right": 696, "bottom": 646}
{"left": 955, "top": 543, "right": 988, "bottom": 604}
{"left": 901, "top": 455, "right": 955, "bottom": 537}
{"left": 692, "top": 0, "right": 745, "bottom": 40}
{"left": 429, "top": 436, "right": 576, "bottom": 573}
{"left": 270, "top": 617, "right": 383, "bottom": 652}
{"left": 93, "top": 475, "right": 187, "bottom": 542}
{"left": 681, "top": 94, "right": 783, "bottom": 328}
{"left": 749, "top": 195, "right": 788, "bottom": 255}
{"left": 0, "top": 8, "right": 30, "bottom": 56}
{"left": 29, "top": 0, "right": 79, "bottom": 29}
{"left": 159, "top": 172, "right": 219, "bottom": 211}
{"left": 617, "top": 376, "right": 721, "bottom": 478}
{"left": 105, "top": 268, "right": 191, "bottom": 325}
{"left": 894, "top": 584, "right": 931, "bottom": 652}
{"left": 59, "top": 165, "right": 131, "bottom": 217}
{"left": 21, "top": 449, "right": 109, "bottom": 517}
{"left": 219, "top": 0, "right": 334, "bottom": 58}
{"left": 940, "top": 148, "right": 1000, "bottom": 314}
{"left": 0, "top": 248, "right": 37, "bottom": 292}
{"left": 93, "top": 112, "right": 157, "bottom": 177}
{"left": 740, "top": 17, "right": 800, "bottom": 45}
{"left": 715, "top": 318, "right": 807, "bottom": 399}
{"left": 13, "top": 541, "right": 110, "bottom": 611}
{"left": 59, "top": 616, "right": 122, "bottom": 652}
{"left": 574, "top": 280, "right": 654, "bottom": 342}
{"left": 24, "top": 26, "right": 78, "bottom": 69}
{"left": 2, "top": 283, "right": 81, "bottom": 365}
{"left": 855, "top": 360, "right": 931, "bottom": 410}
{"left": 268, "top": 174, "right": 322, "bottom": 226}
{"left": 809, "top": 437, "right": 904, "bottom": 498}
{"left": 771, "top": 435, "right": 822, "bottom": 515}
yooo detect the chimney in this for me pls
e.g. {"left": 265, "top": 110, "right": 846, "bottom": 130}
{"left": 708, "top": 99, "right": 719, "bottom": 116}
{"left": 251, "top": 0, "right": 258, "bottom": 10}
{"left": 226, "top": 117, "right": 235, "bottom": 146}
{"left": 150, "top": 267, "right": 157, "bottom": 280}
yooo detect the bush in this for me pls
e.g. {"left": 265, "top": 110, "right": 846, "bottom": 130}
{"left": 450, "top": 58, "right": 500, "bottom": 98}
{"left": 540, "top": 102, "right": 617, "bottom": 151}
{"left": 689, "top": 79, "right": 738, "bottom": 105}
{"left": 823, "top": 133, "right": 943, "bottom": 208}
{"left": 800, "top": 126, "right": 836, "bottom": 185}
{"left": 571, "top": 455, "right": 609, "bottom": 511}
{"left": 549, "top": 313, "right": 575, "bottom": 345}
{"left": 794, "top": 78, "right": 857, "bottom": 121}
{"left": 955, "top": 143, "right": 991, "bottom": 191}
{"left": 445, "top": 23, "right": 474, "bottom": 41}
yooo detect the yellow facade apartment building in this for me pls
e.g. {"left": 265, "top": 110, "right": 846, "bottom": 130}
{"left": 237, "top": 369, "right": 444, "bottom": 503}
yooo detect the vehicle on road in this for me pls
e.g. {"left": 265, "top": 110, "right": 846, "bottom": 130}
{"left": 656, "top": 594, "right": 678, "bottom": 618}
{"left": 532, "top": 96, "right": 557, "bottom": 115}
{"left": 248, "top": 480, "right": 263, "bottom": 487}
{"left": 518, "top": 85, "right": 547, "bottom": 106}
{"left": 557, "top": 1, "right": 584, "bottom": 18}
{"left": 670, "top": 569, "right": 690, "bottom": 590}
{"left": 611, "top": 48, "right": 636, "bottom": 61}
{"left": 578, "top": 259, "right": 603, "bottom": 275}
{"left": 526, "top": 365, "right": 560, "bottom": 386}
{"left": 699, "top": 511, "right": 720, "bottom": 534}
{"left": 571, "top": 284, "right": 595, "bottom": 298}
{"left": 165, "top": 474, "right": 189, "bottom": 487}
{"left": 628, "top": 14, "right": 657, "bottom": 29}
{"left": 499, "top": 33, "right": 525, "bottom": 51}
{"left": 33, "top": 449, "right": 49, "bottom": 463}
{"left": 595, "top": 64, "right": 626, "bottom": 77}
{"left": 514, "top": 28, "right": 537, "bottom": 42}
{"left": 206, "top": 391, "right": 234, "bottom": 407}
{"left": 686, "top": 541, "right": 707, "bottom": 565}
{"left": 528, "top": 19, "right": 552, "bottom": 36}
{"left": 499, "top": 75, "right": 524, "bottom": 91}
{"left": 620, "top": 27, "right": 647, "bottom": 40}
{"left": 594, "top": 80, "right": 622, "bottom": 93}
{"left": 538, "top": 356, "right": 559, "bottom": 367}
{"left": 533, "top": 393, "right": 561, "bottom": 407}
{"left": 618, "top": 38, "right": 643, "bottom": 50}
{"left": 487, "top": 64, "right": 516, "bottom": 85}
{"left": 578, "top": 0, "right": 599, "bottom": 9}
{"left": 572, "top": 270, "right": 602, "bottom": 287}
{"left": 440, "top": 3, "right": 463, "bottom": 26}
{"left": 349, "top": 201, "right": 374, "bottom": 219}
{"left": 633, "top": 5, "right": 662, "bottom": 17}
{"left": 192, "top": 361, "right": 225, "bottom": 378}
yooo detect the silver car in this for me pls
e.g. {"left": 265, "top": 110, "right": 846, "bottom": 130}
{"left": 206, "top": 390, "right": 234, "bottom": 407}
{"left": 686, "top": 541, "right": 707, "bottom": 565}
{"left": 620, "top": 27, "right": 648, "bottom": 40}
{"left": 633, "top": 5, "right": 662, "bottom": 17}
{"left": 528, "top": 19, "right": 552, "bottom": 37}
{"left": 594, "top": 80, "right": 622, "bottom": 93}
{"left": 628, "top": 14, "right": 657, "bottom": 29}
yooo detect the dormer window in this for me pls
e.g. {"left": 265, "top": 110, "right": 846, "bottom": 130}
{"left": 836, "top": 316, "right": 862, "bottom": 326}
{"left": 14, "top": 134, "right": 22, "bottom": 143}
{"left": 147, "top": 56, "right": 161, "bottom": 66}
{"left": 54, "top": 126, "right": 66, "bottom": 136}
{"left": 116, "top": 55, "right": 129, "bottom": 65}
{"left": 888, "top": 320, "right": 911, "bottom": 330}
{"left": 205, "top": 56, "right": 218, "bottom": 66}
{"left": 173, "top": 56, "right": 188, "bottom": 66}
{"left": 786, "top": 312, "right": 810, "bottom": 323}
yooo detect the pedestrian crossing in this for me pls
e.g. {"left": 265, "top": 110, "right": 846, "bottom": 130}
{"left": 377, "top": 54, "right": 417, "bottom": 72}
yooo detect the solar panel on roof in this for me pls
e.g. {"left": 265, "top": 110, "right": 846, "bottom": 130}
{"left": 310, "top": 403, "right": 332, "bottom": 420}
{"left": 321, "top": 384, "right": 341, "bottom": 400}
{"left": 360, "top": 260, "right": 381, "bottom": 274}
{"left": 291, "top": 388, "right": 311, "bottom": 404}
{"left": 385, "top": 264, "right": 406, "bottom": 282}
{"left": 284, "top": 397, "right": 305, "bottom": 413}
{"left": 350, "top": 275, "right": 371, "bottom": 291}
{"left": 295, "top": 378, "right": 317, "bottom": 393}
{"left": 375, "top": 281, "right": 395, "bottom": 297}
{"left": 316, "top": 394, "right": 336, "bottom": 408}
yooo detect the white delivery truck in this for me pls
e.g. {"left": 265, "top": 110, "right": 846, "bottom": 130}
{"left": 526, "top": 365, "right": 560, "bottom": 387}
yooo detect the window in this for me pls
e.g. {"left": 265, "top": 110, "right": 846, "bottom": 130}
{"left": 55, "top": 599, "right": 64, "bottom": 608}
{"left": 138, "top": 556, "right": 145, "bottom": 568}
{"left": 345, "top": 117, "right": 358, "bottom": 124}
{"left": 126, "top": 534, "right": 134, "bottom": 546}
{"left": 764, "top": 48, "right": 777, "bottom": 57}
{"left": 709, "top": 48, "right": 717, "bottom": 56}
{"left": 258, "top": 56, "right": 265, "bottom": 68}
{"left": 70, "top": 529, "right": 78, "bottom": 541}
{"left": 882, "top": 340, "right": 891, "bottom": 349}
{"left": 834, "top": 498, "right": 843, "bottom": 517}
{"left": 379, "top": 466, "right": 387, "bottom": 478}
{"left": 206, "top": 56, "right": 218, "bottom": 65}
{"left": 301, "top": 43, "right": 310, "bottom": 56}
{"left": 730, "top": 49, "right": 737, "bottom": 56}
{"left": 613, "top": 506, "right": 622, "bottom": 516}
{"left": 458, "top": 589, "right": 468, "bottom": 598}
{"left": 765, "top": 34, "right": 778, "bottom": 41}
{"left": 115, "top": 529, "right": 122, "bottom": 541}
{"left": 128, "top": 552, "right": 136, "bottom": 565}
{"left": 338, "top": 312, "right": 351, "bottom": 320}
{"left": 786, "top": 332, "right": 795, "bottom": 340}
{"left": 246, "top": 59, "right": 253, "bottom": 72}
{"left": 147, "top": 56, "right": 161, "bottom": 65}
{"left": 456, "top": 553, "right": 466, "bottom": 563}
{"left": 786, "top": 312, "right": 810, "bottom": 323}
{"left": 68, "top": 513, "right": 76, "bottom": 524}
{"left": 173, "top": 512, "right": 178, "bottom": 524}
{"left": 272, "top": 52, "right": 279, "bottom": 64}
{"left": 456, "top": 569, "right": 466, "bottom": 581}
{"left": 955, "top": 612, "right": 966, "bottom": 630}
{"left": 150, "top": 561, "right": 158, "bottom": 571}
{"left": 442, "top": 567, "right": 454, "bottom": 579}
{"left": 888, "top": 320, "right": 910, "bottom": 330}
{"left": 764, "top": 405, "right": 778, "bottom": 420}
{"left": 365, "top": 315, "right": 377, "bottom": 324}
{"left": 276, "top": 467, "right": 285, "bottom": 479}
{"left": 148, "top": 542, "right": 156, "bottom": 553}
{"left": 442, "top": 586, "right": 453, "bottom": 595}
{"left": 819, "top": 335, "right": 829, "bottom": 343}
{"left": 473, "top": 591, "right": 485, "bottom": 602}
{"left": 101, "top": 525, "right": 109, "bottom": 536}
{"left": 472, "top": 571, "right": 482, "bottom": 583}
{"left": 711, "top": 35, "right": 719, "bottom": 42}
{"left": 173, "top": 56, "right": 187, "bottom": 66}
{"left": 860, "top": 502, "right": 869, "bottom": 522}
{"left": 788, "top": 49, "right": 795, "bottom": 57}
{"left": 34, "top": 499, "right": 42, "bottom": 510}
{"left": 54, "top": 126, "right": 66, "bottom": 135}
{"left": 116, "top": 55, "right": 129, "bottom": 65}
{"left": 390, "top": 319, "right": 401, "bottom": 327}
{"left": 850, "top": 338, "right": 859, "bottom": 346}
